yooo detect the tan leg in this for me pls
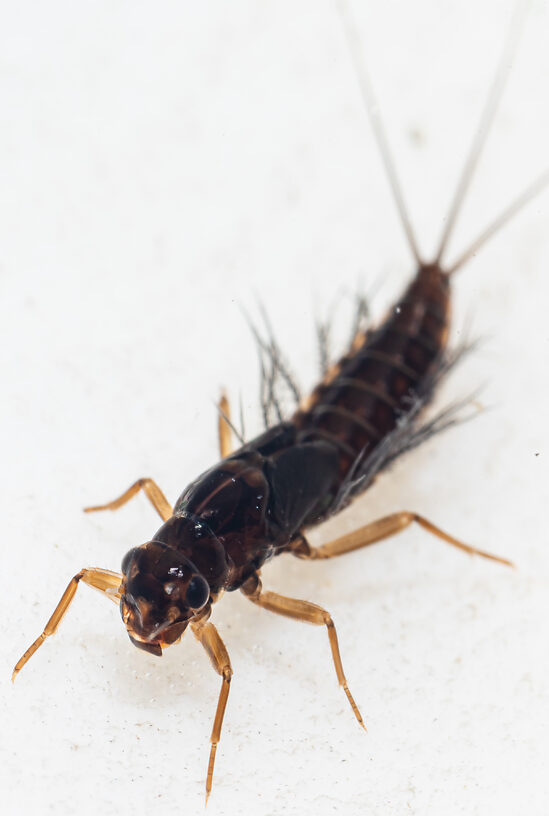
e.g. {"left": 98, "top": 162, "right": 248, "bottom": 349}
{"left": 12, "top": 568, "right": 122, "bottom": 681}
{"left": 292, "top": 511, "right": 513, "bottom": 567}
{"left": 241, "top": 574, "right": 365, "bottom": 730}
{"left": 84, "top": 477, "right": 172, "bottom": 522}
{"left": 191, "top": 619, "right": 233, "bottom": 803}
{"left": 218, "top": 392, "right": 233, "bottom": 458}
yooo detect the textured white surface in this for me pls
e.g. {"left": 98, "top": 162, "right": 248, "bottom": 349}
{"left": 2, "top": 2, "right": 549, "bottom": 815}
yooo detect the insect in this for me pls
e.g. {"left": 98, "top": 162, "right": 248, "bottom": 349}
{"left": 12, "top": 0, "right": 547, "bottom": 803}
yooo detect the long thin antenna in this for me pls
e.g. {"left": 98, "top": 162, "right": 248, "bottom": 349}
{"left": 434, "top": 0, "right": 530, "bottom": 265}
{"left": 336, "top": 0, "right": 422, "bottom": 265}
{"left": 446, "top": 169, "right": 549, "bottom": 275}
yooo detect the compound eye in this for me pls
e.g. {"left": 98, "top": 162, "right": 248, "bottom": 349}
{"left": 185, "top": 574, "right": 210, "bottom": 610}
{"left": 121, "top": 547, "right": 139, "bottom": 577}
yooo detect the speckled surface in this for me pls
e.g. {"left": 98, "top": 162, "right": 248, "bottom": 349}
{"left": 2, "top": 1, "right": 549, "bottom": 815}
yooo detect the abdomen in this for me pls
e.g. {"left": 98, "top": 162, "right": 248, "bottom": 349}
{"left": 292, "top": 265, "right": 451, "bottom": 505}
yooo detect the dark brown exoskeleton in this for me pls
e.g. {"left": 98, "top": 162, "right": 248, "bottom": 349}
{"left": 13, "top": 0, "right": 548, "bottom": 801}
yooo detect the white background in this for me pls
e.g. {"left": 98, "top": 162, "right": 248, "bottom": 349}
{"left": 2, "top": 1, "right": 549, "bottom": 815}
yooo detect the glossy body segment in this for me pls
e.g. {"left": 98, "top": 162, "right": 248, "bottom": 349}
{"left": 145, "top": 264, "right": 455, "bottom": 604}
{"left": 293, "top": 264, "right": 450, "bottom": 490}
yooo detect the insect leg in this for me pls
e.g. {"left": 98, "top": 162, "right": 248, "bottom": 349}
{"left": 191, "top": 619, "right": 233, "bottom": 803}
{"left": 292, "top": 512, "right": 513, "bottom": 567}
{"left": 218, "top": 392, "right": 233, "bottom": 458}
{"left": 241, "top": 573, "right": 365, "bottom": 729}
{"left": 12, "top": 567, "right": 122, "bottom": 681}
{"left": 84, "top": 477, "right": 172, "bottom": 521}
